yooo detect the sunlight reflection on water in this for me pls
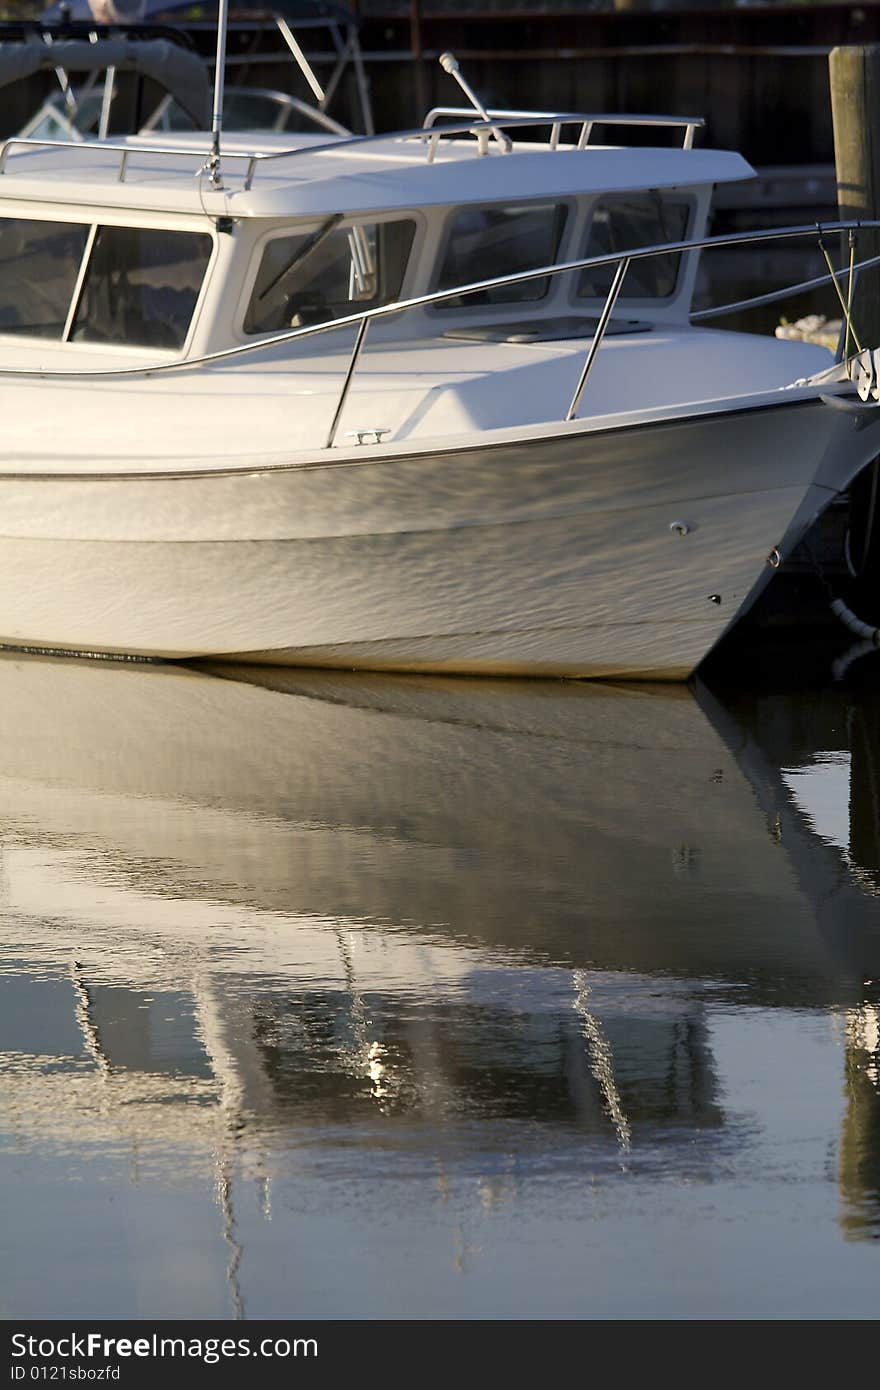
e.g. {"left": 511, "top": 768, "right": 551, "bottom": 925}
{"left": 1, "top": 654, "right": 878, "bottom": 1319}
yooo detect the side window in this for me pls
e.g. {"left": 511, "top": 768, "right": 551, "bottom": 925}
{"left": 435, "top": 202, "right": 567, "bottom": 309}
{"left": 244, "top": 219, "right": 417, "bottom": 334}
{"left": 72, "top": 227, "right": 213, "bottom": 349}
{"left": 0, "top": 218, "right": 89, "bottom": 338}
{"left": 578, "top": 195, "right": 690, "bottom": 301}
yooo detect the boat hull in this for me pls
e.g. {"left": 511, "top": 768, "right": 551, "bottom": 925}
{"left": 1, "top": 396, "right": 878, "bottom": 678}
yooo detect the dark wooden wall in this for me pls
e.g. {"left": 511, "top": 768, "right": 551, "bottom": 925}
{"left": 4, "top": 4, "right": 880, "bottom": 164}
{"left": 354, "top": 3, "right": 880, "bottom": 163}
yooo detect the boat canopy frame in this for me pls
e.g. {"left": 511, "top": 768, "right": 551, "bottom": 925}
{"left": 0, "top": 35, "right": 212, "bottom": 129}
{"left": 34, "top": 3, "right": 373, "bottom": 134}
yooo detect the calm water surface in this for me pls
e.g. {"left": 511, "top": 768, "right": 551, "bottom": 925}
{"left": 0, "top": 652, "right": 878, "bottom": 1319}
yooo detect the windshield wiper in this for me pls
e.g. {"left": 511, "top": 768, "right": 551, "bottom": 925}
{"left": 257, "top": 213, "right": 344, "bottom": 303}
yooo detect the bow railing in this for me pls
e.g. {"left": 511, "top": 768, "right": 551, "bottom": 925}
{"left": 0, "top": 219, "right": 878, "bottom": 448}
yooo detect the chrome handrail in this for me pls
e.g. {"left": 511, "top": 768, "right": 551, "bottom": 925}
{"left": 0, "top": 108, "right": 706, "bottom": 188}
{"left": 421, "top": 107, "right": 705, "bottom": 153}
{"left": 690, "top": 252, "right": 880, "bottom": 322}
{"left": 1, "top": 218, "right": 875, "bottom": 381}
{"left": 241, "top": 113, "right": 707, "bottom": 184}
{"left": 0, "top": 219, "right": 878, "bottom": 446}
{"left": 0, "top": 136, "right": 223, "bottom": 180}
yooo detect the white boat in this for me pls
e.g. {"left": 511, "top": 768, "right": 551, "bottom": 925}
{"left": 1, "top": 55, "right": 879, "bottom": 677}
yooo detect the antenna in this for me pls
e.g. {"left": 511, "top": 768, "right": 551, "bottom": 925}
{"left": 208, "top": 0, "right": 231, "bottom": 188}
{"left": 438, "top": 52, "right": 511, "bottom": 154}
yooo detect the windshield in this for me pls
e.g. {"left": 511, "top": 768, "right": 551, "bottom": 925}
{"left": 244, "top": 220, "right": 417, "bottom": 334}
{"left": 0, "top": 217, "right": 212, "bottom": 349}
{"left": 578, "top": 195, "right": 691, "bottom": 301}
{"left": 0, "top": 218, "right": 89, "bottom": 337}
{"left": 72, "top": 226, "right": 214, "bottom": 349}
{"left": 435, "top": 202, "right": 568, "bottom": 309}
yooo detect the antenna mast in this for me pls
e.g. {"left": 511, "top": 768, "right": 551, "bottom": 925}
{"left": 209, "top": 0, "right": 231, "bottom": 188}
{"left": 438, "top": 52, "right": 511, "bottom": 154}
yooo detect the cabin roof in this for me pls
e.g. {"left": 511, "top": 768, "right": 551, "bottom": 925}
{"left": 0, "top": 131, "right": 755, "bottom": 220}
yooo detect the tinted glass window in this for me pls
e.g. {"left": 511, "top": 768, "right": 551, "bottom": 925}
{"left": 436, "top": 203, "right": 567, "bottom": 309}
{"left": 245, "top": 220, "right": 417, "bottom": 334}
{"left": 0, "top": 218, "right": 89, "bottom": 338}
{"left": 72, "top": 227, "right": 212, "bottom": 349}
{"left": 578, "top": 195, "right": 690, "bottom": 300}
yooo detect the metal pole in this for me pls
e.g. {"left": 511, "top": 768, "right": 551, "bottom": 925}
{"left": 209, "top": 0, "right": 231, "bottom": 188}
{"left": 98, "top": 67, "right": 115, "bottom": 141}
{"left": 565, "top": 257, "right": 630, "bottom": 422}
{"left": 818, "top": 232, "right": 863, "bottom": 354}
{"left": 326, "top": 317, "right": 370, "bottom": 448}
{"left": 846, "top": 229, "right": 857, "bottom": 359}
{"left": 438, "top": 53, "right": 511, "bottom": 154}
{"left": 276, "top": 16, "right": 326, "bottom": 106}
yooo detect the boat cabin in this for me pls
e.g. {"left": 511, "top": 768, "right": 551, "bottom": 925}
{"left": 0, "top": 123, "right": 753, "bottom": 359}
{"left": 0, "top": 118, "right": 834, "bottom": 447}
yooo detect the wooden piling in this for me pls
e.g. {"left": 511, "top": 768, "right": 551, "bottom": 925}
{"left": 829, "top": 44, "right": 880, "bottom": 348}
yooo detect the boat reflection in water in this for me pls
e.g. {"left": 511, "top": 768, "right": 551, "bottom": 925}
{"left": 0, "top": 653, "right": 878, "bottom": 1318}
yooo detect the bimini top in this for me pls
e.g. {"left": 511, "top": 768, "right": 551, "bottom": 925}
{"left": 0, "top": 36, "right": 211, "bottom": 128}
{"left": 0, "top": 122, "right": 756, "bottom": 220}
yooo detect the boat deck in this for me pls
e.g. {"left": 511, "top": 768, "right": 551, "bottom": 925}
{"left": 0, "top": 324, "right": 832, "bottom": 474}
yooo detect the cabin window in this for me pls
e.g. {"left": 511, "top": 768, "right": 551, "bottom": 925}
{"left": 435, "top": 202, "right": 568, "bottom": 309}
{"left": 0, "top": 218, "right": 89, "bottom": 338}
{"left": 244, "top": 219, "right": 417, "bottom": 334}
{"left": 578, "top": 195, "right": 690, "bottom": 301}
{"left": 71, "top": 227, "right": 213, "bottom": 349}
